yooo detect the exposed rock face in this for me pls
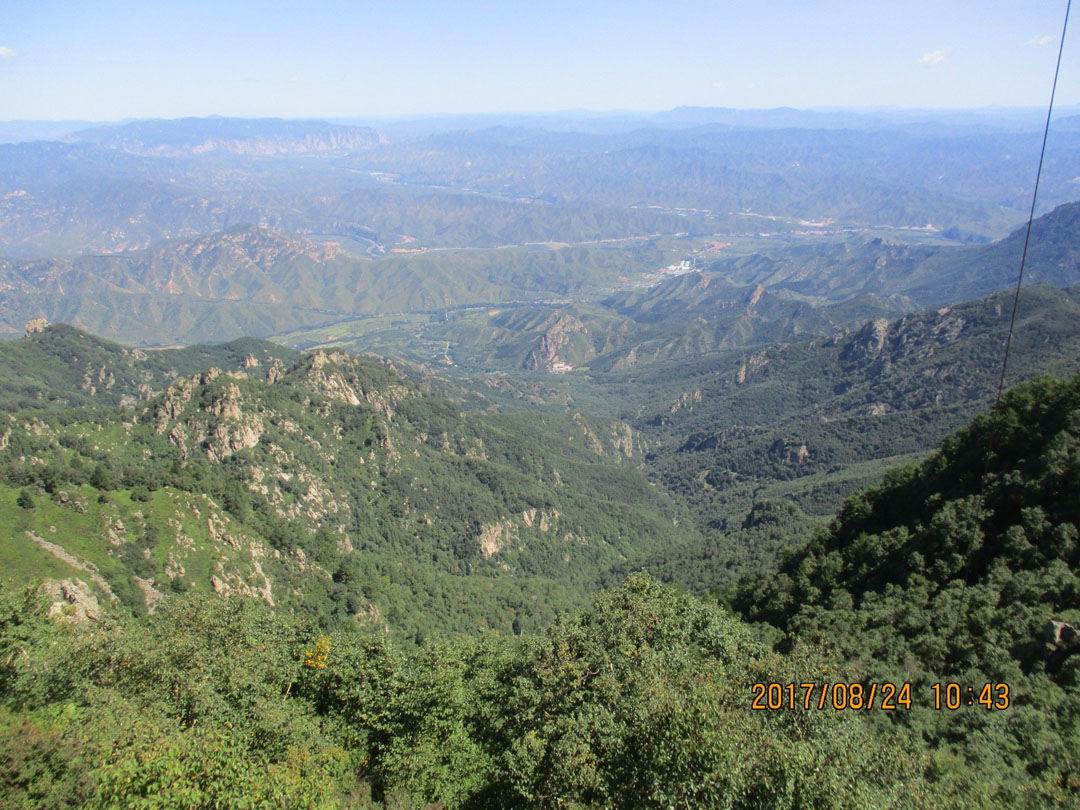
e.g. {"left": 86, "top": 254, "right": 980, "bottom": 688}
{"left": 299, "top": 351, "right": 411, "bottom": 418}
{"left": 28, "top": 532, "right": 117, "bottom": 602}
{"left": 770, "top": 439, "right": 810, "bottom": 465}
{"left": 1044, "top": 620, "right": 1078, "bottom": 646}
{"left": 524, "top": 314, "right": 588, "bottom": 372}
{"left": 736, "top": 351, "right": 771, "bottom": 385}
{"left": 1043, "top": 620, "right": 1080, "bottom": 670}
{"left": 670, "top": 390, "right": 702, "bottom": 414}
{"left": 80, "top": 365, "right": 116, "bottom": 396}
{"left": 746, "top": 283, "right": 766, "bottom": 313}
{"left": 134, "top": 576, "right": 165, "bottom": 614}
{"left": 824, "top": 328, "right": 850, "bottom": 348}
{"left": 478, "top": 507, "right": 565, "bottom": 561}
{"left": 154, "top": 374, "right": 201, "bottom": 432}
{"left": 150, "top": 227, "right": 348, "bottom": 298}
{"left": 477, "top": 521, "right": 514, "bottom": 559}
{"left": 572, "top": 413, "right": 605, "bottom": 454}
{"left": 842, "top": 318, "right": 891, "bottom": 361}
{"left": 209, "top": 560, "right": 274, "bottom": 606}
{"left": 155, "top": 371, "right": 264, "bottom": 461}
{"left": 609, "top": 422, "right": 635, "bottom": 458}
{"left": 24, "top": 317, "right": 49, "bottom": 336}
{"left": 46, "top": 578, "right": 101, "bottom": 622}
{"left": 521, "top": 509, "right": 559, "bottom": 531}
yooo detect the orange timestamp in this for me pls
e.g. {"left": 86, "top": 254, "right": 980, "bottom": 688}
{"left": 751, "top": 682, "right": 914, "bottom": 711}
{"left": 751, "top": 682, "right": 1012, "bottom": 711}
{"left": 930, "top": 682, "right": 1010, "bottom": 710}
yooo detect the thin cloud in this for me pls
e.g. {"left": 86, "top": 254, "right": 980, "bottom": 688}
{"left": 1027, "top": 35, "right": 1055, "bottom": 46}
{"left": 0, "top": 46, "right": 16, "bottom": 60}
{"left": 918, "top": 49, "right": 951, "bottom": 67}
{"left": 711, "top": 80, "right": 723, "bottom": 89}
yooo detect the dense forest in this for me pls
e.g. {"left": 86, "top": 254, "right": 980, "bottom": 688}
{"left": 1, "top": 374, "right": 1077, "bottom": 807}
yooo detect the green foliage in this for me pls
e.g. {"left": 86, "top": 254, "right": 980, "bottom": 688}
{"left": 0, "top": 576, "right": 965, "bottom": 809}
{"left": 90, "top": 720, "right": 341, "bottom": 810}
{"left": 0, "top": 343, "right": 695, "bottom": 638}
{"left": 733, "top": 375, "right": 1080, "bottom": 806}
{"left": 0, "top": 323, "right": 297, "bottom": 411}
{"left": 0, "top": 709, "right": 95, "bottom": 810}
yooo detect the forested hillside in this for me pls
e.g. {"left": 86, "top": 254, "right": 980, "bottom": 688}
{"left": 1, "top": 374, "right": 1077, "bottom": 807}
{"left": 0, "top": 228, "right": 664, "bottom": 343}
{"left": 0, "top": 326, "right": 689, "bottom": 637}
{"left": 734, "top": 375, "right": 1080, "bottom": 805}
{"left": 707, "top": 200, "right": 1080, "bottom": 306}
{"left": 0, "top": 323, "right": 297, "bottom": 410}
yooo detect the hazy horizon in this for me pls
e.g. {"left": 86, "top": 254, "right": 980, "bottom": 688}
{"left": 4, "top": 102, "right": 1080, "bottom": 127}
{"left": 2, "top": 1, "right": 1077, "bottom": 120}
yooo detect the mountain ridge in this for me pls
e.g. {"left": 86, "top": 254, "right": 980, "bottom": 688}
{"left": 66, "top": 117, "right": 384, "bottom": 156}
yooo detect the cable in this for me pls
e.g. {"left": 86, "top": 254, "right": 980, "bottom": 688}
{"left": 995, "top": 0, "right": 1072, "bottom": 404}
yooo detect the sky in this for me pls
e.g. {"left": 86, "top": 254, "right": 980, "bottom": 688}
{"left": 1, "top": 0, "right": 1078, "bottom": 120}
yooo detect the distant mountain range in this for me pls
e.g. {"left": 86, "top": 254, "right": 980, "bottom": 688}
{"left": 708, "top": 200, "right": 1080, "bottom": 306}
{"left": 66, "top": 116, "right": 383, "bottom": 156}
{"left": 307, "top": 201, "right": 1080, "bottom": 383}
{"left": 0, "top": 226, "right": 665, "bottom": 343}
{"left": 6, "top": 112, "right": 1080, "bottom": 262}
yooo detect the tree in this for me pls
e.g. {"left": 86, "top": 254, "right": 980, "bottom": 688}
{"left": 89, "top": 464, "right": 111, "bottom": 491}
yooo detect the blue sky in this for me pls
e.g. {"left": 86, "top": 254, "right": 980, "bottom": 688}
{"left": 1, "top": 0, "right": 1077, "bottom": 120}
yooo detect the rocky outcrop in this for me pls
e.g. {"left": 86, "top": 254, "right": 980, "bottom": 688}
{"left": 521, "top": 509, "right": 559, "bottom": 532}
{"left": 24, "top": 317, "right": 49, "bottom": 336}
{"left": 842, "top": 318, "right": 891, "bottom": 361}
{"left": 609, "top": 422, "right": 636, "bottom": 458}
{"left": 572, "top": 413, "right": 604, "bottom": 454}
{"left": 736, "top": 351, "right": 771, "bottom": 385}
{"left": 45, "top": 578, "right": 101, "bottom": 622}
{"left": 478, "top": 507, "right": 566, "bottom": 560}
{"left": 299, "top": 351, "right": 411, "bottom": 418}
{"left": 670, "top": 390, "right": 702, "bottom": 414}
{"left": 79, "top": 365, "right": 116, "bottom": 397}
{"left": 27, "top": 532, "right": 117, "bottom": 602}
{"left": 134, "top": 576, "right": 165, "bottom": 614}
{"left": 769, "top": 439, "right": 810, "bottom": 465}
{"left": 1043, "top": 620, "right": 1080, "bottom": 670}
{"left": 154, "top": 373, "right": 202, "bottom": 432}
{"left": 746, "top": 283, "right": 766, "bottom": 313}
{"left": 209, "top": 558, "right": 274, "bottom": 606}
{"left": 477, "top": 522, "right": 510, "bottom": 559}
{"left": 523, "top": 314, "right": 588, "bottom": 372}
{"left": 155, "top": 372, "right": 264, "bottom": 461}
